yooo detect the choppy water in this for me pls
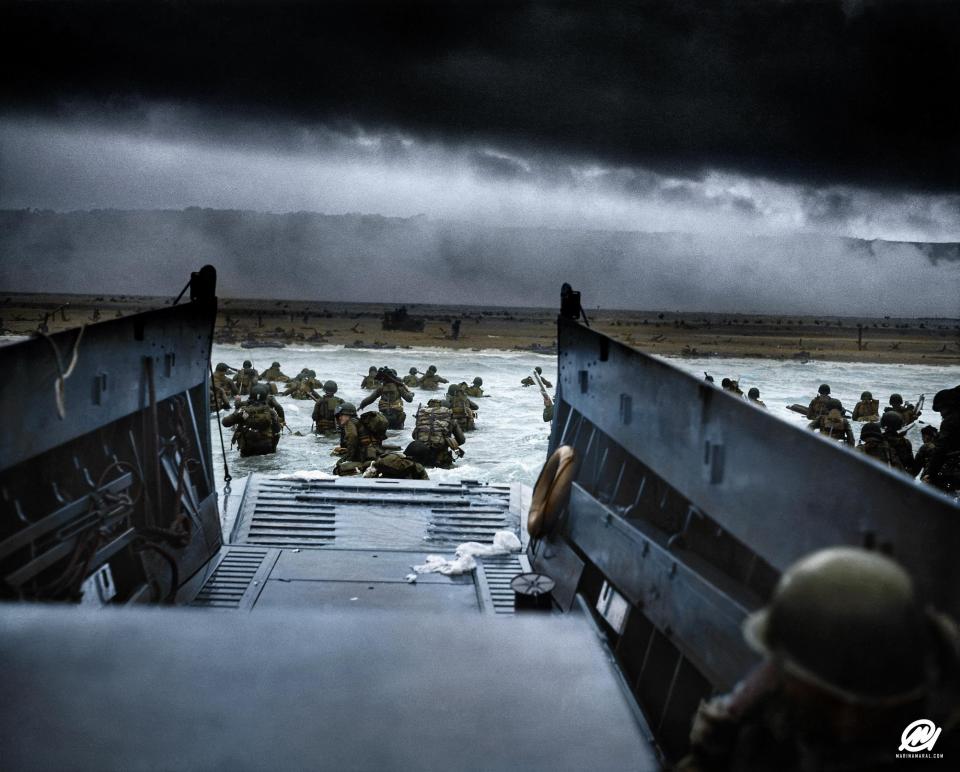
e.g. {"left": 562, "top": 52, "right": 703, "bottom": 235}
{"left": 210, "top": 344, "right": 957, "bottom": 497}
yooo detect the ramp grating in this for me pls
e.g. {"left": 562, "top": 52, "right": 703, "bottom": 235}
{"left": 191, "top": 549, "right": 269, "bottom": 609}
{"left": 480, "top": 554, "right": 527, "bottom": 615}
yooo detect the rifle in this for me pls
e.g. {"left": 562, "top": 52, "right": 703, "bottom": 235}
{"left": 533, "top": 371, "right": 552, "bottom": 406}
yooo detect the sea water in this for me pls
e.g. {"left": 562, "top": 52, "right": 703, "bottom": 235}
{"left": 210, "top": 343, "right": 956, "bottom": 502}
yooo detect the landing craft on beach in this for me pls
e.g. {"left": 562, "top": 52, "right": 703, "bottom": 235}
{"left": 1, "top": 268, "right": 957, "bottom": 769}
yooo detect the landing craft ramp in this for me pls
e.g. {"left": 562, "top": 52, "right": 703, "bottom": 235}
{"left": 188, "top": 474, "right": 533, "bottom": 615}
{"left": 2, "top": 269, "right": 957, "bottom": 770}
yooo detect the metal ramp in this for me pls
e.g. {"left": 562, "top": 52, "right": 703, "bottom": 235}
{"left": 192, "top": 475, "right": 531, "bottom": 616}
{"left": 229, "top": 474, "right": 522, "bottom": 550}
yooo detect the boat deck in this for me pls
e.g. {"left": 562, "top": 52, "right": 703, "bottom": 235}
{"left": 185, "top": 475, "right": 534, "bottom": 616}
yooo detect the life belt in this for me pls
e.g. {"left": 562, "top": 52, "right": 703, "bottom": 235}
{"left": 528, "top": 445, "right": 576, "bottom": 538}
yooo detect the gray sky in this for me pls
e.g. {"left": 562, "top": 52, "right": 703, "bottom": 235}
{"left": 2, "top": 1, "right": 959, "bottom": 314}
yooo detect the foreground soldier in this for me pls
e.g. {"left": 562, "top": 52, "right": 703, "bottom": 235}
{"left": 806, "top": 384, "right": 833, "bottom": 419}
{"left": 542, "top": 393, "right": 554, "bottom": 423}
{"left": 332, "top": 404, "right": 388, "bottom": 475}
{"left": 260, "top": 361, "right": 290, "bottom": 383}
{"left": 418, "top": 365, "right": 449, "bottom": 391}
{"left": 808, "top": 401, "right": 854, "bottom": 446}
{"left": 521, "top": 366, "right": 552, "bottom": 388}
{"left": 885, "top": 393, "right": 919, "bottom": 424}
{"left": 439, "top": 383, "right": 479, "bottom": 431}
{"left": 311, "top": 381, "right": 344, "bottom": 435}
{"left": 465, "top": 377, "right": 484, "bottom": 397}
{"left": 358, "top": 369, "right": 414, "bottom": 429}
{"left": 412, "top": 404, "right": 466, "bottom": 468}
{"left": 678, "top": 547, "right": 959, "bottom": 771}
{"left": 210, "top": 362, "right": 237, "bottom": 411}
{"left": 402, "top": 367, "right": 421, "bottom": 387}
{"left": 221, "top": 384, "right": 282, "bottom": 457}
{"left": 747, "top": 388, "right": 765, "bottom": 408}
{"left": 856, "top": 422, "right": 903, "bottom": 470}
{"left": 851, "top": 391, "right": 880, "bottom": 422}
{"left": 233, "top": 360, "right": 259, "bottom": 395}
{"left": 342, "top": 442, "right": 432, "bottom": 480}
{"left": 880, "top": 411, "right": 914, "bottom": 474}
{"left": 913, "top": 425, "right": 938, "bottom": 479}
{"left": 283, "top": 370, "right": 320, "bottom": 400}
{"left": 925, "top": 386, "right": 960, "bottom": 492}
{"left": 360, "top": 366, "right": 379, "bottom": 389}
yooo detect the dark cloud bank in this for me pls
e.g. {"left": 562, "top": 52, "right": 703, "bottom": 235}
{"left": 3, "top": 0, "right": 959, "bottom": 191}
{"left": 1, "top": 209, "right": 957, "bottom": 317}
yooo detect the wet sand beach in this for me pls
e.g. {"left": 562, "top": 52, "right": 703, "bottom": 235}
{"left": 2, "top": 293, "right": 958, "bottom": 365}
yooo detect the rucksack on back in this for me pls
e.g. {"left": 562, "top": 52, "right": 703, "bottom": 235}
{"left": 359, "top": 411, "right": 389, "bottom": 441}
{"left": 414, "top": 407, "right": 451, "bottom": 446}
{"left": 244, "top": 404, "right": 275, "bottom": 432}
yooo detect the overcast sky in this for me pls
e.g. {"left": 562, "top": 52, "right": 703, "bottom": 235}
{"left": 1, "top": 0, "right": 958, "bottom": 312}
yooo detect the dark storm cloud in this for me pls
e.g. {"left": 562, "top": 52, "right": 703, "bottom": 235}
{"left": 3, "top": 0, "right": 959, "bottom": 191}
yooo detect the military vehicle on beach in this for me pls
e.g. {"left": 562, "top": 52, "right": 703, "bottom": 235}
{"left": 382, "top": 305, "right": 426, "bottom": 332}
{"left": 1, "top": 267, "right": 957, "bottom": 769}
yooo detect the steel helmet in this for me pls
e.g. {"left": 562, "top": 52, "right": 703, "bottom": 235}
{"left": 932, "top": 386, "right": 960, "bottom": 412}
{"left": 427, "top": 365, "right": 437, "bottom": 373}
{"left": 721, "top": 378, "right": 731, "bottom": 388}
{"left": 861, "top": 391, "right": 873, "bottom": 401}
{"left": 307, "top": 369, "right": 316, "bottom": 378}
{"left": 447, "top": 384, "right": 459, "bottom": 396}
{"left": 880, "top": 411, "right": 903, "bottom": 432}
{"left": 748, "top": 387, "right": 760, "bottom": 399}
{"left": 818, "top": 384, "right": 831, "bottom": 395}
{"left": 860, "top": 422, "right": 882, "bottom": 441}
{"left": 743, "top": 547, "right": 928, "bottom": 704}
{"left": 271, "top": 361, "right": 281, "bottom": 368}
{"left": 889, "top": 393, "right": 903, "bottom": 406}
{"left": 368, "top": 366, "right": 377, "bottom": 374}
{"left": 215, "top": 363, "right": 229, "bottom": 372}
{"left": 920, "top": 425, "right": 937, "bottom": 439}
{"left": 323, "top": 380, "right": 337, "bottom": 394}
{"left": 473, "top": 377, "right": 482, "bottom": 385}
{"left": 535, "top": 366, "right": 543, "bottom": 374}
{"left": 243, "top": 360, "right": 252, "bottom": 369}
{"left": 404, "top": 440, "right": 432, "bottom": 464}
{"left": 334, "top": 402, "right": 357, "bottom": 417}
{"left": 409, "top": 367, "right": 418, "bottom": 374}
{"left": 249, "top": 383, "right": 270, "bottom": 401}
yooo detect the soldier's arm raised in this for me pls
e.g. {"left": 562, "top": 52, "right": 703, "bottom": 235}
{"left": 358, "top": 390, "right": 379, "bottom": 410}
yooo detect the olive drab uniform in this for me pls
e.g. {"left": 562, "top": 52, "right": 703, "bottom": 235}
{"left": 412, "top": 406, "right": 465, "bottom": 468}
{"left": 886, "top": 403, "right": 919, "bottom": 424}
{"left": 852, "top": 398, "right": 880, "bottom": 422}
{"left": 884, "top": 432, "right": 914, "bottom": 474}
{"left": 222, "top": 402, "right": 281, "bottom": 457}
{"left": 418, "top": 374, "right": 449, "bottom": 390}
{"left": 521, "top": 375, "right": 553, "bottom": 388}
{"left": 448, "top": 391, "right": 479, "bottom": 431}
{"left": 359, "top": 381, "right": 413, "bottom": 430}
{"left": 465, "top": 384, "right": 483, "bottom": 397}
{"left": 857, "top": 437, "right": 904, "bottom": 470}
{"left": 806, "top": 394, "right": 832, "bottom": 420}
{"left": 334, "top": 413, "right": 387, "bottom": 475}
{"left": 283, "top": 378, "right": 319, "bottom": 400}
{"left": 361, "top": 372, "right": 379, "bottom": 389}
{"left": 312, "top": 393, "right": 344, "bottom": 434}
{"left": 543, "top": 403, "right": 554, "bottom": 423}
{"left": 927, "top": 411, "right": 960, "bottom": 492}
{"left": 211, "top": 370, "right": 237, "bottom": 411}
{"left": 402, "top": 373, "right": 421, "bottom": 387}
{"left": 260, "top": 365, "right": 290, "bottom": 383}
{"left": 365, "top": 453, "right": 429, "bottom": 480}
{"left": 913, "top": 438, "right": 935, "bottom": 478}
{"left": 808, "top": 410, "right": 855, "bottom": 446}
{"left": 234, "top": 366, "right": 259, "bottom": 396}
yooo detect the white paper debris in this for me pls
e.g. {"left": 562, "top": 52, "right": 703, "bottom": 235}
{"left": 413, "top": 529, "right": 521, "bottom": 576}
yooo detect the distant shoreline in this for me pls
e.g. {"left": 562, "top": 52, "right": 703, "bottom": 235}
{"left": 3, "top": 293, "right": 958, "bottom": 367}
